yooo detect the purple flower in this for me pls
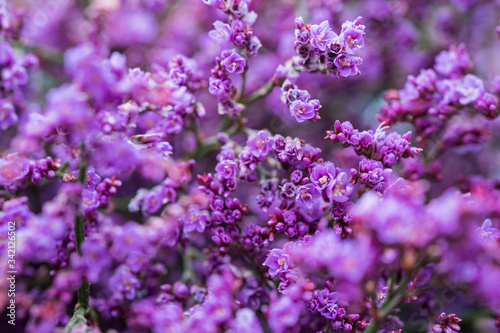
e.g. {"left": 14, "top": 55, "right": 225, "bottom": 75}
{"left": 215, "top": 159, "right": 238, "bottom": 179}
{"left": 456, "top": 74, "right": 484, "bottom": 105}
{"left": 209, "top": 21, "right": 232, "bottom": 44}
{"left": 310, "top": 162, "right": 337, "bottom": 191}
{"left": 247, "top": 130, "right": 274, "bottom": 160}
{"left": 0, "top": 154, "right": 29, "bottom": 188}
{"left": 221, "top": 50, "right": 246, "bottom": 74}
{"left": 434, "top": 44, "right": 471, "bottom": 78}
{"left": 477, "top": 219, "right": 500, "bottom": 240}
{"left": 289, "top": 100, "right": 316, "bottom": 122}
{"left": 310, "top": 20, "right": 336, "bottom": 52}
{"left": 339, "top": 17, "right": 365, "bottom": 54}
{"left": 228, "top": 308, "right": 263, "bottom": 333}
{"left": 0, "top": 42, "right": 14, "bottom": 66}
{"left": 263, "top": 248, "right": 292, "bottom": 277}
{"left": 208, "top": 77, "right": 230, "bottom": 99}
{"left": 327, "top": 172, "right": 353, "bottom": 202}
{"left": 474, "top": 92, "right": 499, "bottom": 119}
{"left": 316, "top": 289, "right": 339, "bottom": 319}
{"left": 0, "top": 100, "right": 18, "bottom": 130}
{"left": 334, "top": 54, "right": 362, "bottom": 78}
{"left": 268, "top": 296, "right": 301, "bottom": 332}
{"left": 110, "top": 265, "right": 141, "bottom": 300}
{"left": 183, "top": 206, "right": 208, "bottom": 234}
{"left": 296, "top": 184, "right": 320, "bottom": 208}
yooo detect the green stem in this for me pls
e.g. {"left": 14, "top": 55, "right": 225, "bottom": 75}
{"left": 238, "top": 71, "right": 247, "bottom": 102}
{"left": 241, "top": 80, "right": 276, "bottom": 105}
{"left": 365, "top": 274, "right": 412, "bottom": 333}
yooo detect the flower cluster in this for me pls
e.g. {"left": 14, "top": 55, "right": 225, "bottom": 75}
{"left": 294, "top": 16, "right": 365, "bottom": 78}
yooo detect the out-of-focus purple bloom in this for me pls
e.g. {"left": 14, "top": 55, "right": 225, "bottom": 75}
{"left": 228, "top": 308, "right": 263, "bottom": 333}
{"left": 0, "top": 154, "right": 29, "bottom": 188}
{"left": 477, "top": 219, "right": 500, "bottom": 240}
{"left": 474, "top": 92, "right": 499, "bottom": 119}
{"left": 0, "top": 100, "right": 18, "bottom": 130}
{"left": 456, "top": 74, "right": 484, "bottom": 105}
{"left": 268, "top": 296, "right": 301, "bottom": 332}
{"left": 110, "top": 265, "right": 141, "bottom": 300}
{"left": 434, "top": 44, "right": 471, "bottom": 78}
{"left": 209, "top": 21, "right": 232, "bottom": 44}
{"left": 183, "top": 206, "right": 208, "bottom": 234}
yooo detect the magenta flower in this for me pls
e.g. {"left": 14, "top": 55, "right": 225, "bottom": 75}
{"left": 310, "top": 20, "right": 336, "bottom": 52}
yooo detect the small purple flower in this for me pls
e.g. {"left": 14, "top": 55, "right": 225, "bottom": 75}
{"left": 263, "top": 248, "right": 292, "bottom": 277}
{"left": 436, "top": 79, "right": 459, "bottom": 105}
{"left": 268, "top": 296, "right": 301, "bottom": 332}
{"left": 316, "top": 289, "right": 339, "bottom": 319}
{"left": 0, "top": 100, "right": 18, "bottom": 130}
{"left": 474, "top": 92, "right": 499, "bottom": 119}
{"left": 310, "top": 162, "right": 337, "bottom": 191}
{"left": 247, "top": 130, "right": 274, "bottom": 160}
{"left": 289, "top": 100, "right": 316, "bottom": 122}
{"left": 110, "top": 265, "right": 141, "bottom": 300}
{"left": 183, "top": 206, "right": 208, "bottom": 234}
{"left": 310, "top": 20, "right": 336, "bottom": 52}
{"left": 477, "top": 219, "right": 500, "bottom": 240}
{"left": 209, "top": 77, "right": 230, "bottom": 99}
{"left": 221, "top": 50, "right": 246, "bottom": 74}
{"left": 0, "top": 154, "right": 30, "bottom": 188}
{"left": 339, "top": 17, "right": 365, "bottom": 54}
{"left": 229, "top": 308, "right": 264, "bottom": 333}
{"left": 296, "top": 184, "right": 320, "bottom": 208}
{"left": 334, "top": 54, "right": 362, "bottom": 78}
{"left": 456, "top": 74, "right": 484, "bottom": 105}
{"left": 209, "top": 21, "right": 232, "bottom": 44}
{"left": 215, "top": 159, "right": 238, "bottom": 179}
{"left": 434, "top": 44, "right": 471, "bottom": 78}
{"left": 328, "top": 172, "right": 353, "bottom": 202}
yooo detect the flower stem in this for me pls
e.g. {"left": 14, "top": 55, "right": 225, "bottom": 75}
{"left": 241, "top": 80, "right": 276, "bottom": 105}
{"left": 364, "top": 274, "right": 412, "bottom": 333}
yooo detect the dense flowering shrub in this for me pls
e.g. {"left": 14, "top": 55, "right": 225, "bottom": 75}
{"left": 1, "top": 0, "right": 500, "bottom": 332}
